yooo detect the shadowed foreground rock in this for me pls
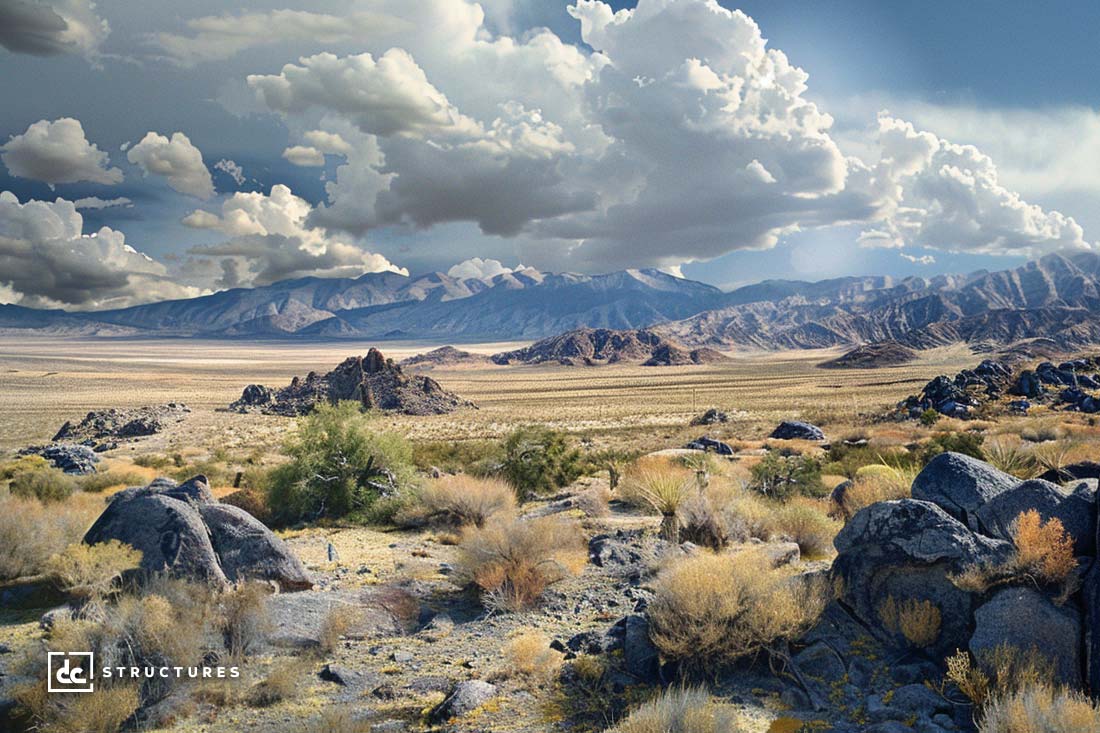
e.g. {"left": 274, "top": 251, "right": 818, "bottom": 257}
{"left": 83, "top": 475, "right": 312, "bottom": 591}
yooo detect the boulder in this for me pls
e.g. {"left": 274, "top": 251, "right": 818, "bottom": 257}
{"left": 21, "top": 443, "right": 99, "bottom": 474}
{"left": 690, "top": 408, "right": 729, "bottom": 425}
{"left": 833, "top": 499, "right": 1012, "bottom": 656}
{"left": 683, "top": 436, "right": 734, "bottom": 455}
{"left": 910, "top": 452, "right": 1019, "bottom": 530}
{"left": 970, "top": 586, "right": 1083, "bottom": 688}
{"left": 621, "top": 614, "right": 660, "bottom": 682}
{"left": 1039, "top": 461, "right": 1100, "bottom": 485}
{"left": 429, "top": 680, "right": 498, "bottom": 723}
{"left": 83, "top": 476, "right": 311, "bottom": 591}
{"left": 974, "top": 478, "right": 1096, "bottom": 555}
{"left": 1010, "top": 370, "right": 1044, "bottom": 398}
{"left": 264, "top": 591, "right": 406, "bottom": 649}
{"left": 770, "top": 421, "right": 826, "bottom": 441}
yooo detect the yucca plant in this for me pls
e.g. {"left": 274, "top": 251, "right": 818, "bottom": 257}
{"left": 620, "top": 459, "right": 697, "bottom": 540}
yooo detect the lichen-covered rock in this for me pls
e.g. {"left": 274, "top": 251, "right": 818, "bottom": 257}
{"left": 83, "top": 476, "right": 311, "bottom": 591}
{"left": 910, "top": 452, "right": 1019, "bottom": 530}
{"left": 833, "top": 499, "right": 1012, "bottom": 656}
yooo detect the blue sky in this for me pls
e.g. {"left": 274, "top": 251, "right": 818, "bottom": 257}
{"left": 1, "top": 0, "right": 1097, "bottom": 307}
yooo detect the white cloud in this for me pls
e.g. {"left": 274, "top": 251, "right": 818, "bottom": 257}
{"left": 74, "top": 196, "right": 132, "bottom": 209}
{"left": 127, "top": 131, "right": 215, "bottom": 199}
{"left": 1, "top": 118, "right": 123, "bottom": 186}
{"left": 303, "top": 129, "right": 353, "bottom": 155}
{"left": 214, "top": 158, "right": 245, "bottom": 186}
{"left": 859, "top": 114, "right": 1090, "bottom": 257}
{"left": 0, "top": 191, "right": 200, "bottom": 309}
{"left": 0, "top": 0, "right": 109, "bottom": 59}
{"left": 900, "top": 252, "right": 935, "bottom": 265}
{"left": 282, "top": 145, "right": 325, "bottom": 167}
{"left": 446, "top": 257, "right": 518, "bottom": 281}
{"left": 183, "top": 184, "right": 407, "bottom": 287}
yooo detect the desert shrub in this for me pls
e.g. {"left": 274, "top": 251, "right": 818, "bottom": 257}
{"left": 946, "top": 644, "right": 1056, "bottom": 710}
{"left": 9, "top": 464, "right": 77, "bottom": 503}
{"left": 132, "top": 453, "right": 171, "bottom": 469}
{"left": 919, "top": 408, "right": 941, "bottom": 426}
{"left": 983, "top": 439, "right": 1039, "bottom": 479}
{"left": 219, "top": 582, "right": 271, "bottom": 659}
{"left": 0, "top": 454, "right": 51, "bottom": 479}
{"left": 877, "top": 596, "right": 941, "bottom": 649}
{"left": 0, "top": 494, "right": 93, "bottom": 581}
{"left": 266, "top": 401, "right": 416, "bottom": 524}
{"left": 575, "top": 484, "right": 611, "bottom": 518}
{"left": 646, "top": 551, "right": 828, "bottom": 675}
{"left": 501, "top": 426, "right": 584, "bottom": 498}
{"left": 1013, "top": 510, "right": 1076, "bottom": 584}
{"left": 396, "top": 475, "right": 516, "bottom": 529}
{"left": 308, "top": 709, "right": 372, "bottom": 733}
{"left": 978, "top": 683, "right": 1100, "bottom": 733}
{"left": 220, "top": 488, "right": 272, "bottom": 525}
{"left": 249, "top": 659, "right": 305, "bottom": 707}
{"left": 619, "top": 458, "right": 696, "bottom": 540}
{"left": 678, "top": 495, "right": 731, "bottom": 550}
{"left": 456, "top": 515, "right": 587, "bottom": 613}
{"left": 836, "top": 463, "right": 914, "bottom": 519}
{"left": 168, "top": 460, "right": 234, "bottom": 488}
{"left": 77, "top": 470, "right": 146, "bottom": 494}
{"left": 1031, "top": 441, "right": 1080, "bottom": 482}
{"left": 46, "top": 541, "right": 143, "bottom": 602}
{"left": 611, "top": 686, "right": 745, "bottom": 733}
{"left": 748, "top": 452, "right": 825, "bottom": 500}
{"left": 823, "top": 443, "right": 917, "bottom": 479}
{"left": 492, "top": 631, "right": 564, "bottom": 686}
{"left": 317, "top": 604, "right": 359, "bottom": 654}
{"left": 412, "top": 439, "right": 503, "bottom": 476}
{"left": 771, "top": 500, "right": 841, "bottom": 558}
{"left": 18, "top": 681, "right": 141, "bottom": 733}
{"left": 1020, "top": 423, "right": 1062, "bottom": 444}
{"left": 920, "top": 431, "right": 985, "bottom": 464}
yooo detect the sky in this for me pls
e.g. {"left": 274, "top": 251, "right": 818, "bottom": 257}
{"left": 1, "top": 0, "right": 1098, "bottom": 308}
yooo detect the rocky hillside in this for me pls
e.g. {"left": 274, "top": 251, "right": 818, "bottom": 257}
{"left": 818, "top": 341, "right": 918, "bottom": 369}
{"left": 399, "top": 346, "right": 490, "bottom": 370}
{"left": 490, "top": 328, "right": 729, "bottom": 366}
{"left": 229, "top": 348, "right": 474, "bottom": 416}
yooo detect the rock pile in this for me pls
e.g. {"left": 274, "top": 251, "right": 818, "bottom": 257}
{"left": 770, "top": 420, "right": 826, "bottom": 441}
{"left": 19, "top": 443, "right": 99, "bottom": 474}
{"left": 832, "top": 451, "right": 1100, "bottom": 690}
{"left": 50, "top": 403, "right": 191, "bottom": 450}
{"left": 229, "top": 348, "right": 474, "bottom": 416}
{"left": 84, "top": 475, "right": 312, "bottom": 591}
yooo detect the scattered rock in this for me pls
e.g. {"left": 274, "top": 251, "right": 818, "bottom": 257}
{"left": 19, "top": 443, "right": 99, "bottom": 474}
{"left": 683, "top": 436, "right": 734, "bottom": 455}
{"left": 83, "top": 475, "right": 311, "bottom": 591}
{"left": 769, "top": 421, "right": 826, "bottom": 441}
{"left": 230, "top": 348, "right": 474, "bottom": 416}
{"left": 429, "top": 680, "right": 498, "bottom": 723}
{"left": 690, "top": 408, "right": 730, "bottom": 425}
{"left": 51, "top": 403, "right": 190, "bottom": 447}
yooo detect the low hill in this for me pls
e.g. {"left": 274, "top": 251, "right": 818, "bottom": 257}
{"left": 399, "top": 346, "right": 491, "bottom": 369}
{"left": 818, "top": 341, "right": 918, "bottom": 369}
{"left": 490, "top": 328, "right": 730, "bottom": 366}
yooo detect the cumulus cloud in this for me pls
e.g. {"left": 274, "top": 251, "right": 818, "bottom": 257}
{"left": 1, "top": 117, "right": 123, "bottom": 186}
{"left": 73, "top": 196, "right": 131, "bottom": 209}
{"left": 859, "top": 115, "right": 1090, "bottom": 257}
{"left": 282, "top": 145, "right": 325, "bottom": 167}
{"left": 126, "top": 131, "right": 215, "bottom": 199}
{"left": 0, "top": 0, "right": 109, "bottom": 58}
{"left": 900, "top": 252, "right": 935, "bottom": 265}
{"left": 182, "top": 184, "right": 407, "bottom": 287}
{"left": 214, "top": 158, "right": 245, "bottom": 186}
{"left": 0, "top": 191, "right": 200, "bottom": 309}
{"left": 446, "top": 257, "right": 520, "bottom": 281}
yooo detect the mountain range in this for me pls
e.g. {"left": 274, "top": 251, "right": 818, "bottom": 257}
{"left": 2, "top": 252, "right": 1099, "bottom": 352}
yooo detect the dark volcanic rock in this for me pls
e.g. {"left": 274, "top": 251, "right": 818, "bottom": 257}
{"left": 819, "top": 341, "right": 917, "bottom": 369}
{"left": 51, "top": 404, "right": 190, "bottom": 445}
{"left": 20, "top": 443, "right": 99, "bottom": 474}
{"left": 690, "top": 408, "right": 730, "bottom": 425}
{"left": 910, "top": 452, "right": 1019, "bottom": 530}
{"left": 491, "top": 327, "right": 726, "bottom": 367}
{"left": 1040, "top": 461, "right": 1100, "bottom": 484}
{"left": 833, "top": 499, "right": 1012, "bottom": 656}
{"left": 974, "top": 478, "right": 1096, "bottom": 555}
{"left": 769, "top": 420, "right": 826, "bottom": 441}
{"left": 83, "top": 476, "right": 310, "bottom": 591}
{"left": 399, "top": 346, "right": 489, "bottom": 369}
{"left": 429, "top": 680, "right": 498, "bottom": 723}
{"left": 684, "top": 436, "right": 734, "bottom": 455}
{"left": 230, "top": 348, "right": 474, "bottom": 416}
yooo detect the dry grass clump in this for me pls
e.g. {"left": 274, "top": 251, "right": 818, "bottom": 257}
{"left": 397, "top": 475, "right": 517, "bottom": 529}
{"left": 835, "top": 463, "right": 914, "bottom": 519}
{"left": 982, "top": 439, "right": 1039, "bottom": 479}
{"left": 76, "top": 470, "right": 147, "bottom": 494}
{"left": 946, "top": 644, "right": 1057, "bottom": 716}
{"left": 8, "top": 463, "right": 77, "bottom": 503}
{"left": 978, "top": 683, "right": 1100, "bottom": 732}
{"left": 308, "top": 708, "right": 373, "bottom": 733}
{"left": 877, "top": 596, "right": 941, "bottom": 649}
{"left": 646, "top": 551, "right": 828, "bottom": 674}
{"left": 249, "top": 658, "right": 306, "bottom": 707}
{"left": 492, "top": 631, "right": 565, "bottom": 687}
{"left": 619, "top": 457, "right": 697, "bottom": 540}
{"left": 456, "top": 515, "right": 587, "bottom": 613}
{"left": 0, "top": 493, "right": 95, "bottom": 581}
{"left": 611, "top": 686, "right": 747, "bottom": 733}
{"left": 220, "top": 489, "right": 272, "bottom": 525}
{"left": 318, "top": 604, "right": 360, "bottom": 654}
{"left": 19, "top": 682, "right": 141, "bottom": 733}
{"left": 1013, "top": 510, "right": 1077, "bottom": 584}
{"left": 770, "top": 499, "right": 841, "bottom": 559}
{"left": 219, "top": 582, "right": 272, "bottom": 659}
{"left": 45, "top": 541, "right": 143, "bottom": 602}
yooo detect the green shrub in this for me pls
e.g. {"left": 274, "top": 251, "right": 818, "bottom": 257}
{"left": 920, "top": 431, "right": 985, "bottom": 464}
{"left": 919, "top": 408, "right": 941, "bottom": 426}
{"left": 77, "top": 470, "right": 146, "bottom": 494}
{"left": 266, "top": 402, "right": 415, "bottom": 525}
{"left": 748, "top": 452, "right": 824, "bottom": 500}
{"left": 132, "top": 454, "right": 171, "bottom": 469}
{"left": 501, "top": 426, "right": 583, "bottom": 498}
{"left": 9, "top": 465, "right": 77, "bottom": 503}
{"left": 411, "top": 440, "right": 503, "bottom": 476}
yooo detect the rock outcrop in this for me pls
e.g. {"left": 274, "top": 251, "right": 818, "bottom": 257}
{"left": 769, "top": 421, "right": 826, "bottom": 441}
{"left": 490, "top": 328, "right": 729, "bottom": 367}
{"left": 19, "top": 443, "right": 99, "bottom": 474}
{"left": 50, "top": 404, "right": 191, "bottom": 450}
{"left": 83, "top": 475, "right": 311, "bottom": 591}
{"left": 399, "top": 346, "right": 490, "bottom": 370}
{"left": 818, "top": 341, "right": 918, "bottom": 369}
{"left": 229, "top": 348, "right": 474, "bottom": 416}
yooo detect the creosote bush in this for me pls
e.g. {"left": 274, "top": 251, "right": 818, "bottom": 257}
{"left": 266, "top": 401, "right": 416, "bottom": 525}
{"left": 611, "top": 686, "right": 746, "bottom": 733}
{"left": 748, "top": 452, "right": 824, "bottom": 500}
{"left": 0, "top": 493, "right": 94, "bottom": 581}
{"left": 501, "top": 426, "right": 584, "bottom": 498}
{"left": 46, "top": 541, "right": 143, "bottom": 602}
{"left": 456, "top": 515, "right": 587, "bottom": 613}
{"left": 646, "top": 551, "right": 828, "bottom": 675}
{"left": 9, "top": 463, "right": 77, "bottom": 503}
{"left": 920, "top": 431, "right": 985, "bottom": 464}
{"left": 396, "top": 474, "right": 517, "bottom": 529}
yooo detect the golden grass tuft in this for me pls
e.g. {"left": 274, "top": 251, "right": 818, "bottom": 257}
{"left": 45, "top": 540, "right": 142, "bottom": 601}
{"left": 397, "top": 474, "right": 517, "bottom": 529}
{"left": 979, "top": 683, "right": 1100, "bottom": 733}
{"left": 646, "top": 551, "right": 828, "bottom": 674}
{"left": 770, "top": 498, "right": 841, "bottom": 559}
{"left": 492, "top": 630, "right": 565, "bottom": 687}
{"left": 836, "top": 463, "right": 914, "bottom": 519}
{"left": 457, "top": 515, "right": 587, "bottom": 613}
{"left": 611, "top": 686, "right": 748, "bottom": 733}
{"left": 1013, "top": 510, "right": 1076, "bottom": 584}
{"left": 877, "top": 596, "right": 941, "bottom": 649}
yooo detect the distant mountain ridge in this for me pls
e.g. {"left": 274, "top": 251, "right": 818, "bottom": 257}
{"left": 3, "top": 252, "right": 1100, "bottom": 352}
